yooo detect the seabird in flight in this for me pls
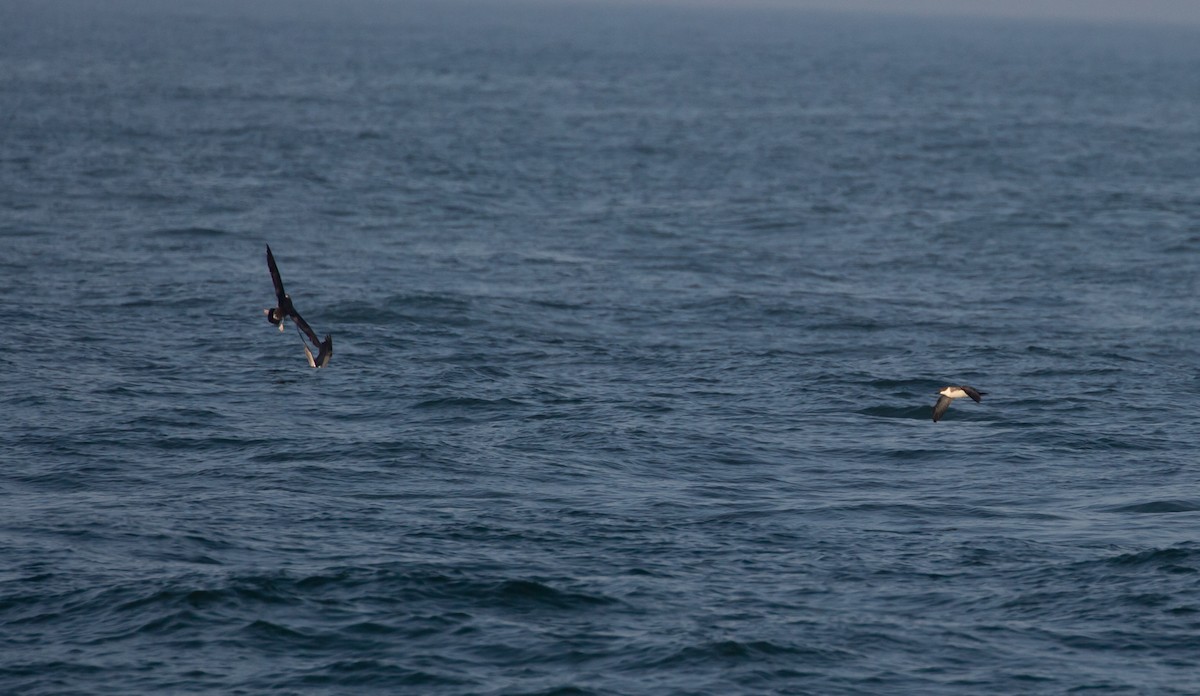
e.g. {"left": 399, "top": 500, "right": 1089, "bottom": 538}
{"left": 932, "top": 385, "right": 985, "bottom": 422}
{"left": 263, "top": 244, "right": 333, "bottom": 368}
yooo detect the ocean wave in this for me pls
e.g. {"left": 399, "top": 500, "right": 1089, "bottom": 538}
{"left": 1105, "top": 544, "right": 1199, "bottom": 569}
{"left": 1103, "top": 500, "right": 1200, "bottom": 514}
{"left": 145, "top": 227, "right": 229, "bottom": 238}
{"left": 637, "top": 638, "right": 853, "bottom": 670}
{"left": 857, "top": 405, "right": 936, "bottom": 420}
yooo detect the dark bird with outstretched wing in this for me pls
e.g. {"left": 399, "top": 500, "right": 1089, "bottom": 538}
{"left": 263, "top": 244, "right": 333, "bottom": 368}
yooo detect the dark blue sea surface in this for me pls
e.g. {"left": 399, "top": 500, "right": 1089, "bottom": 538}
{"left": 3, "top": 1, "right": 1200, "bottom": 693}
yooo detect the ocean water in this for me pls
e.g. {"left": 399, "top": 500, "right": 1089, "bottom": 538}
{"left": 3, "top": 1, "right": 1200, "bottom": 693}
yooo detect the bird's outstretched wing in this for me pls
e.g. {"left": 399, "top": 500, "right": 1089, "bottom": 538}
{"left": 290, "top": 308, "right": 322, "bottom": 349}
{"left": 932, "top": 395, "right": 952, "bottom": 422}
{"left": 962, "top": 386, "right": 984, "bottom": 403}
{"left": 265, "top": 244, "right": 287, "bottom": 304}
{"left": 297, "top": 325, "right": 317, "bottom": 368}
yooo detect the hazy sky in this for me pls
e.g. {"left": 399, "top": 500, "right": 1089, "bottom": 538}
{"left": 579, "top": 0, "right": 1200, "bottom": 26}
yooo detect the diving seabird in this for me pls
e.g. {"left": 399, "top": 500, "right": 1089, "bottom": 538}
{"left": 932, "top": 385, "right": 985, "bottom": 422}
{"left": 263, "top": 244, "right": 333, "bottom": 368}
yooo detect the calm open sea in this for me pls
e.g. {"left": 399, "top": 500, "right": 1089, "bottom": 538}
{"left": 3, "top": 1, "right": 1200, "bottom": 693}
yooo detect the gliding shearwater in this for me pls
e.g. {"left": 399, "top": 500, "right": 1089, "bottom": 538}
{"left": 932, "top": 385, "right": 985, "bottom": 422}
